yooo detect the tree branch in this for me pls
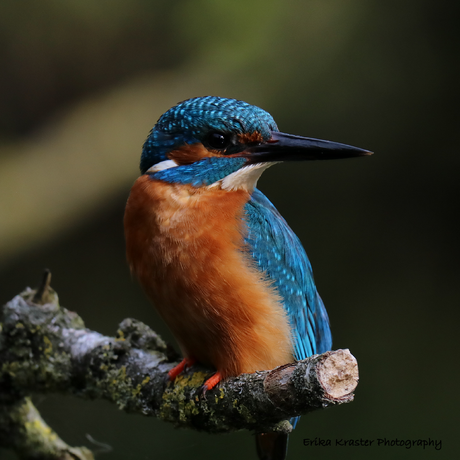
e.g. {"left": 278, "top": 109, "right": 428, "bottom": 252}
{"left": 0, "top": 276, "right": 359, "bottom": 457}
{"left": 0, "top": 396, "right": 93, "bottom": 460}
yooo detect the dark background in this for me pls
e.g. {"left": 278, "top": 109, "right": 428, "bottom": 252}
{"left": 1, "top": 1, "right": 458, "bottom": 459}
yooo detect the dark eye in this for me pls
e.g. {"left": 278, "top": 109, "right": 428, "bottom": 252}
{"left": 204, "top": 132, "right": 232, "bottom": 151}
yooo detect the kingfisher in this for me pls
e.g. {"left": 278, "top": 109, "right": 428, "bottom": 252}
{"left": 124, "top": 96, "right": 371, "bottom": 459}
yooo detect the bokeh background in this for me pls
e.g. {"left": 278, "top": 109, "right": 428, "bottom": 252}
{"left": 1, "top": 0, "right": 458, "bottom": 459}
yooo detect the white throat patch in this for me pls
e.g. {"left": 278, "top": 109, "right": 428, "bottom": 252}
{"left": 215, "top": 162, "right": 278, "bottom": 192}
{"left": 146, "top": 159, "right": 177, "bottom": 173}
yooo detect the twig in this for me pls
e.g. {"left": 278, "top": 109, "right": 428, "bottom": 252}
{"left": 32, "top": 269, "right": 52, "bottom": 305}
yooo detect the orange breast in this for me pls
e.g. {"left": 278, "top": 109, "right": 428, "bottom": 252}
{"left": 124, "top": 175, "right": 293, "bottom": 378}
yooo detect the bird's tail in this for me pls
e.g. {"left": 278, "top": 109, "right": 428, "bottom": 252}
{"left": 255, "top": 432, "right": 289, "bottom": 460}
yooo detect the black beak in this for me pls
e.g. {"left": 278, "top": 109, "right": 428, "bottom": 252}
{"left": 242, "top": 131, "right": 372, "bottom": 164}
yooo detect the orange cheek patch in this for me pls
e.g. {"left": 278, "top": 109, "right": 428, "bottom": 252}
{"left": 167, "top": 142, "right": 224, "bottom": 165}
{"left": 238, "top": 131, "right": 264, "bottom": 144}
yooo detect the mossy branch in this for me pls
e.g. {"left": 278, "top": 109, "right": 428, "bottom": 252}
{"left": 0, "top": 274, "right": 359, "bottom": 458}
{"left": 0, "top": 396, "right": 93, "bottom": 460}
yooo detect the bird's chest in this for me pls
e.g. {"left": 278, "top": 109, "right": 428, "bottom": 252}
{"left": 125, "top": 175, "right": 293, "bottom": 372}
{"left": 124, "top": 175, "right": 250, "bottom": 310}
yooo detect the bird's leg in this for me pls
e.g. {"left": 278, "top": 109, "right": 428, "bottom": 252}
{"left": 202, "top": 371, "right": 223, "bottom": 392}
{"left": 168, "top": 357, "right": 196, "bottom": 380}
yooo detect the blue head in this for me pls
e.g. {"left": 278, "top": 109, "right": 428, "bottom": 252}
{"left": 140, "top": 96, "right": 371, "bottom": 188}
{"left": 140, "top": 96, "right": 278, "bottom": 173}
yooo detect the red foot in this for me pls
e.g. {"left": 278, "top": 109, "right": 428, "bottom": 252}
{"left": 168, "top": 357, "right": 196, "bottom": 381}
{"left": 203, "top": 371, "right": 223, "bottom": 392}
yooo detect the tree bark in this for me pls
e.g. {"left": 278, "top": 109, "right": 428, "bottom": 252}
{"left": 0, "top": 275, "right": 359, "bottom": 458}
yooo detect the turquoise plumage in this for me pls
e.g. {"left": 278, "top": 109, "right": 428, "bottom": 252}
{"left": 245, "top": 189, "right": 332, "bottom": 360}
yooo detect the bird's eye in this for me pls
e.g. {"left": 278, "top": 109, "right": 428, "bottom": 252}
{"left": 204, "top": 132, "right": 232, "bottom": 151}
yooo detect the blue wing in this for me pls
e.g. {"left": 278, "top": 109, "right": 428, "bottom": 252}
{"left": 244, "top": 188, "right": 332, "bottom": 360}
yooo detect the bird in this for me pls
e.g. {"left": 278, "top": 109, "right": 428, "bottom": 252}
{"left": 124, "top": 96, "right": 371, "bottom": 459}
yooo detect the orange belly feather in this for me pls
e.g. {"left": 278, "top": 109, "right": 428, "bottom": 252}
{"left": 124, "top": 175, "right": 293, "bottom": 379}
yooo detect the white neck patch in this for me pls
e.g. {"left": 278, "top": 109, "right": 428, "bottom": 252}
{"left": 214, "top": 162, "right": 278, "bottom": 192}
{"left": 146, "top": 159, "right": 177, "bottom": 173}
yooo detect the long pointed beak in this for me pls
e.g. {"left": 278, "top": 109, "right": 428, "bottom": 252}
{"left": 242, "top": 131, "right": 372, "bottom": 164}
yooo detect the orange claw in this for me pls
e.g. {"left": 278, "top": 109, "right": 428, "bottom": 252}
{"left": 203, "top": 371, "right": 223, "bottom": 391}
{"left": 168, "top": 357, "right": 196, "bottom": 381}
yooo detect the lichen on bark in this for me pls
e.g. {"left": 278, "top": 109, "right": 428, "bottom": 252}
{"left": 0, "top": 277, "right": 358, "bottom": 458}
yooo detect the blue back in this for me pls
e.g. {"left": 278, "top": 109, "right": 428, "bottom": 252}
{"left": 244, "top": 189, "right": 332, "bottom": 360}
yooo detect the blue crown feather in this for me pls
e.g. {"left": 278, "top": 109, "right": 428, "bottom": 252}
{"left": 140, "top": 96, "right": 279, "bottom": 173}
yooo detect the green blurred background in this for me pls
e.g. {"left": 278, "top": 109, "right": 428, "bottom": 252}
{"left": 1, "top": 0, "right": 458, "bottom": 458}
